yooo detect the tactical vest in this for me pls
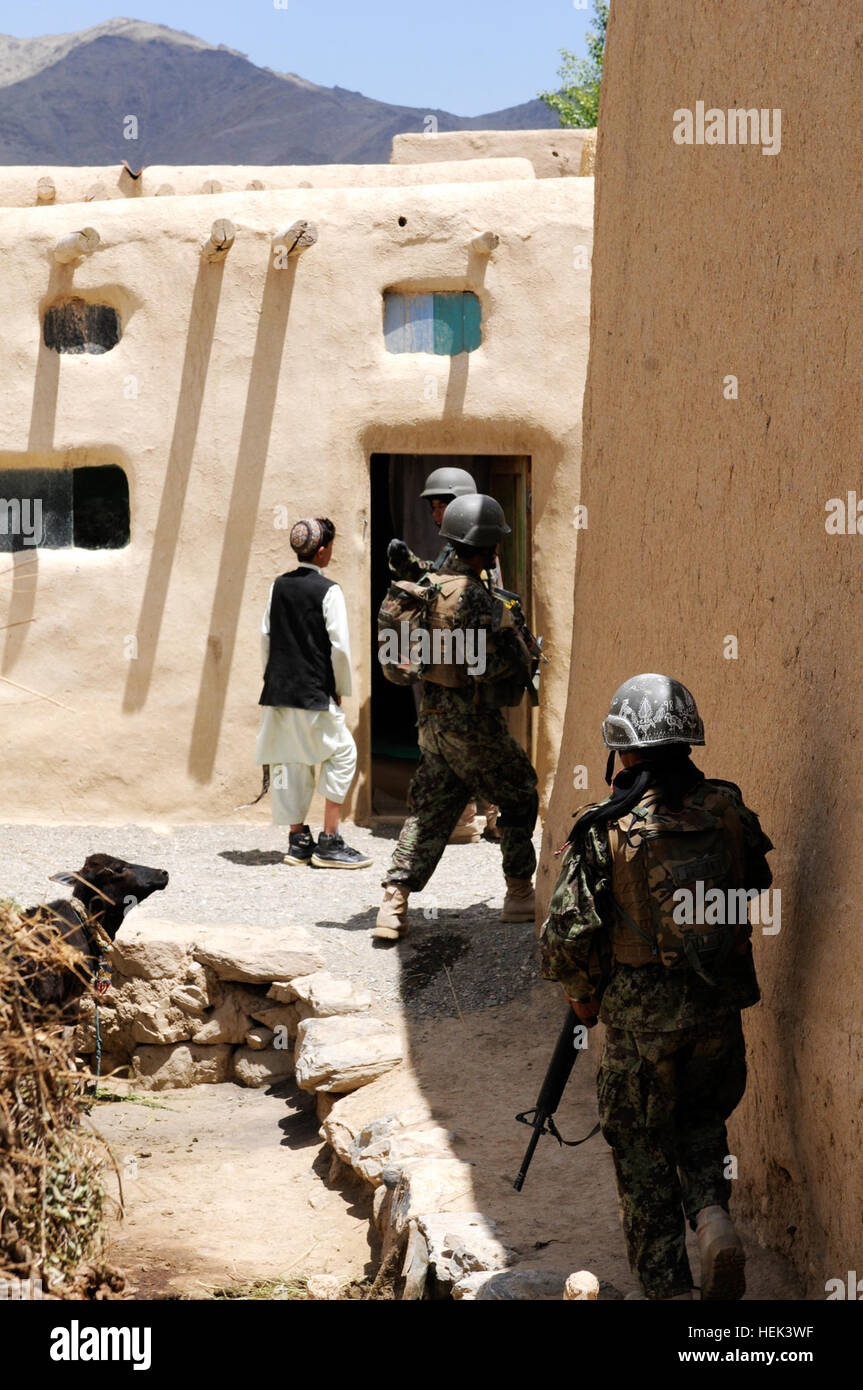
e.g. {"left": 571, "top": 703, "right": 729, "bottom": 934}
{"left": 604, "top": 783, "right": 748, "bottom": 982}
{"left": 422, "top": 574, "right": 472, "bottom": 686}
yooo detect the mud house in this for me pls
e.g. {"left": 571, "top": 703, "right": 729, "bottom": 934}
{"left": 0, "top": 150, "right": 593, "bottom": 822}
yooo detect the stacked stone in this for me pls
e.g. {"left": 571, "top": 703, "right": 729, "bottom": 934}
{"left": 76, "top": 920, "right": 401, "bottom": 1092}
{"left": 77, "top": 919, "right": 599, "bottom": 1299}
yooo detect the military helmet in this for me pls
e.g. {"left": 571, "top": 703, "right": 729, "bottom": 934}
{"left": 420, "top": 466, "right": 477, "bottom": 500}
{"left": 438, "top": 493, "right": 511, "bottom": 546}
{"left": 601, "top": 673, "right": 704, "bottom": 749}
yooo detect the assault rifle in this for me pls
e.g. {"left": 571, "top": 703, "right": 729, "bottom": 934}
{"left": 513, "top": 1008, "right": 600, "bottom": 1192}
{"left": 491, "top": 585, "right": 547, "bottom": 706}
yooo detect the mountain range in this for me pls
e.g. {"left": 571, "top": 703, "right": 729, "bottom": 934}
{"left": 0, "top": 18, "right": 559, "bottom": 166}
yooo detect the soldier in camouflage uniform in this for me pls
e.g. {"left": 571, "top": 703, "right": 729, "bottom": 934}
{"left": 539, "top": 674, "right": 773, "bottom": 1300}
{"left": 388, "top": 466, "right": 502, "bottom": 844}
{"left": 386, "top": 464, "right": 478, "bottom": 582}
{"left": 375, "top": 495, "right": 539, "bottom": 941}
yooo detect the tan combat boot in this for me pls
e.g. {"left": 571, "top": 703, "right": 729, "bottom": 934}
{"left": 501, "top": 877, "right": 535, "bottom": 922}
{"left": 695, "top": 1205, "right": 746, "bottom": 1300}
{"left": 448, "top": 801, "right": 482, "bottom": 844}
{"left": 373, "top": 884, "right": 410, "bottom": 940}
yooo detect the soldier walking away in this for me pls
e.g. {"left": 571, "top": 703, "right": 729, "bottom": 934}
{"left": 255, "top": 517, "right": 372, "bottom": 869}
{"left": 375, "top": 494, "right": 539, "bottom": 941}
{"left": 539, "top": 674, "right": 773, "bottom": 1300}
{"left": 387, "top": 465, "right": 500, "bottom": 844}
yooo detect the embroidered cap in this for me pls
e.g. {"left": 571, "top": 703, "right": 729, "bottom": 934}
{"left": 290, "top": 518, "right": 325, "bottom": 560}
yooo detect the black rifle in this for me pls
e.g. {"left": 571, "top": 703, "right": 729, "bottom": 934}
{"left": 492, "top": 586, "right": 545, "bottom": 668}
{"left": 513, "top": 1008, "right": 600, "bottom": 1191}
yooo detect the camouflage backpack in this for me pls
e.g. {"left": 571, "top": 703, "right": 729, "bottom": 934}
{"left": 376, "top": 575, "right": 438, "bottom": 685}
{"left": 376, "top": 573, "right": 471, "bottom": 687}
{"left": 606, "top": 782, "right": 748, "bottom": 984}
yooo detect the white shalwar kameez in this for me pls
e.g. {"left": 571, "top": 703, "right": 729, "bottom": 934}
{"left": 254, "top": 563, "right": 357, "bottom": 825}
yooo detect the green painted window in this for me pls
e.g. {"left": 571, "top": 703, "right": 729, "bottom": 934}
{"left": 383, "top": 291, "right": 482, "bottom": 355}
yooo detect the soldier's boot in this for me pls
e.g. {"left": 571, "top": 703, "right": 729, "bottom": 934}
{"left": 482, "top": 802, "right": 501, "bottom": 843}
{"left": 501, "top": 877, "right": 535, "bottom": 923}
{"left": 695, "top": 1205, "right": 746, "bottom": 1301}
{"left": 448, "top": 801, "right": 482, "bottom": 844}
{"left": 373, "top": 883, "right": 410, "bottom": 941}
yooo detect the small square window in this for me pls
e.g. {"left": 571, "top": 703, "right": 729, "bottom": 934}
{"left": 383, "top": 291, "right": 482, "bottom": 355}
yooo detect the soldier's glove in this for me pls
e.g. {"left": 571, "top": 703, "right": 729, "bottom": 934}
{"left": 387, "top": 538, "right": 411, "bottom": 575}
{"left": 568, "top": 997, "right": 600, "bottom": 1028}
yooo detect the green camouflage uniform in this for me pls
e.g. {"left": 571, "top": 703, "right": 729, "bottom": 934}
{"left": 385, "top": 554, "right": 538, "bottom": 892}
{"left": 390, "top": 540, "right": 454, "bottom": 582}
{"left": 539, "top": 778, "right": 773, "bottom": 1298}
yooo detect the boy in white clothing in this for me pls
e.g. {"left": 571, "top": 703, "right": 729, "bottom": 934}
{"left": 255, "top": 517, "right": 371, "bottom": 869}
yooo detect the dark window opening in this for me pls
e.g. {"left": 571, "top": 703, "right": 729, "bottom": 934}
{"left": 0, "top": 465, "right": 130, "bottom": 551}
{"left": 73, "top": 466, "right": 130, "bottom": 548}
{"left": 43, "top": 298, "right": 121, "bottom": 354}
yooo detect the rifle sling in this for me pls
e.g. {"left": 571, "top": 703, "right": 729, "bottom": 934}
{"left": 517, "top": 1106, "right": 600, "bottom": 1147}
{"left": 547, "top": 1116, "right": 601, "bottom": 1147}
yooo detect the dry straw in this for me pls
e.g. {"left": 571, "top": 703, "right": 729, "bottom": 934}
{"left": 0, "top": 898, "right": 124, "bottom": 1298}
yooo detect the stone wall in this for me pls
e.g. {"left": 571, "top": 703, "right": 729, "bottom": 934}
{"left": 78, "top": 917, "right": 399, "bottom": 1092}
{"left": 540, "top": 0, "right": 863, "bottom": 1294}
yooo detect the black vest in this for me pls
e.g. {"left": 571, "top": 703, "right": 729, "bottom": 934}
{"left": 259, "top": 567, "right": 337, "bottom": 709}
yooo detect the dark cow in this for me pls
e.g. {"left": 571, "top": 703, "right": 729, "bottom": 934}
{"left": 22, "top": 853, "right": 169, "bottom": 1020}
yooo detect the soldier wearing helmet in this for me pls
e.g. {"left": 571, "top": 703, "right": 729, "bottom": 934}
{"left": 386, "top": 465, "right": 479, "bottom": 582}
{"left": 387, "top": 466, "right": 501, "bottom": 843}
{"left": 539, "top": 674, "right": 774, "bottom": 1302}
{"left": 375, "top": 494, "right": 539, "bottom": 940}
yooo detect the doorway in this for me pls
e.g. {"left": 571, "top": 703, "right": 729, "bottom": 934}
{"left": 369, "top": 452, "right": 532, "bottom": 817}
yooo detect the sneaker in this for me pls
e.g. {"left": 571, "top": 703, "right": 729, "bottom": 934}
{"left": 311, "top": 832, "right": 373, "bottom": 870}
{"left": 284, "top": 825, "right": 314, "bottom": 866}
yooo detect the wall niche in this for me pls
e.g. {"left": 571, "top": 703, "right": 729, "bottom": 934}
{"left": 43, "top": 297, "right": 121, "bottom": 354}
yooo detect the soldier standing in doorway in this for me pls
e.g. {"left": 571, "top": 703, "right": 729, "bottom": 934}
{"left": 539, "top": 674, "right": 773, "bottom": 1300}
{"left": 387, "top": 465, "right": 480, "bottom": 581}
{"left": 387, "top": 466, "right": 501, "bottom": 843}
{"left": 375, "top": 494, "right": 539, "bottom": 941}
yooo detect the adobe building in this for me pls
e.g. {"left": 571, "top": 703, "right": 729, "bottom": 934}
{"left": 391, "top": 128, "right": 596, "bottom": 179}
{"left": 541, "top": 0, "right": 861, "bottom": 1293}
{"left": 0, "top": 152, "right": 593, "bottom": 825}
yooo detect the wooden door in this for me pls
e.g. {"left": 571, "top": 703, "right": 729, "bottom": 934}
{"left": 488, "top": 456, "right": 533, "bottom": 757}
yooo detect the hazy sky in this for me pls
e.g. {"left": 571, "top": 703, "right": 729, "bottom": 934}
{"left": 0, "top": 1, "right": 595, "bottom": 116}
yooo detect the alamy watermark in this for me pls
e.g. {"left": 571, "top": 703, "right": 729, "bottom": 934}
{"left": 825, "top": 493, "right": 863, "bottom": 533}
{"left": 673, "top": 884, "right": 781, "bottom": 935}
{"left": 825, "top": 1272, "right": 863, "bottom": 1299}
{"left": 379, "top": 621, "right": 487, "bottom": 677}
{"left": 0, "top": 1275, "right": 42, "bottom": 1299}
{"left": 673, "top": 102, "right": 781, "bottom": 156}
{"left": 0, "top": 497, "right": 42, "bottom": 546}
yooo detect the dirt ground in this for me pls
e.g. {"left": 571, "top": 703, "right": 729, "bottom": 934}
{"left": 91, "top": 1080, "right": 375, "bottom": 1298}
{"left": 91, "top": 983, "right": 802, "bottom": 1301}
{"left": 5, "top": 822, "right": 803, "bottom": 1300}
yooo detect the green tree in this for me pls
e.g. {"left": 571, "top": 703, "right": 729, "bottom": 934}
{"left": 539, "top": 0, "right": 608, "bottom": 129}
